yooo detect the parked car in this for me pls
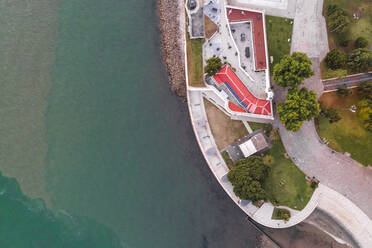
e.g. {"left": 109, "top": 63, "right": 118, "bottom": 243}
{"left": 241, "top": 33, "right": 246, "bottom": 42}
{"left": 245, "top": 47, "right": 250, "bottom": 58}
{"left": 188, "top": 0, "right": 197, "bottom": 10}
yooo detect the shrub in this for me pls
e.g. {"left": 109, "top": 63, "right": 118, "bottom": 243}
{"left": 336, "top": 87, "right": 352, "bottom": 97}
{"left": 320, "top": 103, "right": 342, "bottom": 123}
{"left": 272, "top": 208, "right": 291, "bottom": 221}
{"left": 263, "top": 155, "right": 275, "bottom": 167}
{"left": 357, "top": 81, "right": 372, "bottom": 98}
{"left": 263, "top": 124, "right": 273, "bottom": 136}
{"left": 325, "top": 49, "right": 346, "bottom": 70}
{"left": 354, "top": 37, "right": 369, "bottom": 49}
{"left": 336, "top": 32, "right": 350, "bottom": 47}
{"left": 358, "top": 98, "right": 372, "bottom": 132}
{"left": 310, "top": 181, "right": 319, "bottom": 189}
{"left": 347, "top": 49, "right": 372, "bottom": 73}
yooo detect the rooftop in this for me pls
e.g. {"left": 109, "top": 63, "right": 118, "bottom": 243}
{"left": 226, "top": 7, "right": 267, "bottom": 70}
{"left": 213, "top": 65, "right": 272, "bottom": 116}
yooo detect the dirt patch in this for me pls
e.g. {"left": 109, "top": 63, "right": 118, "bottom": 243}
{"left": 319, "top": 89, "right": 359, "bottom": 107}
{"left": 204, "top": 99, "right": 248, "bottom": 150}
{"left": 204, "top": 15, "right": 218, "bottom": 39}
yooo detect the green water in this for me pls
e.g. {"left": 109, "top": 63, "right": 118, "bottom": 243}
{"left": 0, "top": 0, "right": 264, "bottom": 247}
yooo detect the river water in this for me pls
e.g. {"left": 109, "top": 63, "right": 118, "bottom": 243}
{"left": 0, "top": 0, "right": 350, "bottom": 247}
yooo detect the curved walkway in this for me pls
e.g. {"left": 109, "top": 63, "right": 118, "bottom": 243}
{"left": 278, "top": 119, "right": 372, "bottom": 219}
{"left": 187, "top": 89, "right": 320, "bottom": 228}
{"left": 279, "top": 0, "right": 372, "bottom": 219}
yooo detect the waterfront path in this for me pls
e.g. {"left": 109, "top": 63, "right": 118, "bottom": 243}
{"left": 187, "top": 89, "right": 320, "bottom": 228}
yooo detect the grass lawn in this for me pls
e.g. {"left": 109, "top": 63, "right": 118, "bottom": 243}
{"left": 265, "top": 16, "right": 293, "bottom": 73}
{"left": 204, "top": 99, "right": 248, "bottom": 150}
{"left": 186, "top": 34, "right": 205, "bottom": 87}
{"left": 316, "top": 90, "right": 372, "bottom": 166}
{"left": 263, "top": 130, "right": 314, "bottom": 210}
{"left": 324, "top": 0, "right": 372, "bottom": 52}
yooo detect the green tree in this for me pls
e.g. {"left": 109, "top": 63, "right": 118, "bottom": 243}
{"left": 273, "top": 52, "right": 314, "bottom": 88}
{"left": 227, "top": 156, "right": 268, "bottom": 201}
{"left": 278, "top": 88, "right": 320, "bottom": 131}
{"left": 347, "top": 48, "right": 372, "bottom": 72}
{"left": 357, "top": 81, "right": 372, "bottom": 98}
{"left": 358, "top": 98, "right": 372, "bottom": 132}
{"left": 354, "top": 36, "right": 369, "bottom": 49}
{"left": 325, "top": 49, "right": 346, "bottom": 70}
{"left": 336, "top": 32, "right": 351, "bottom": 47}
{"left": 320, "top": 103, "right": 341, "bottom": 123}
{"left": 205, "top": 57, "right": 222, "bottom": 77}
{"left": 326, "top": 4, "right": 350, "bottom": 34}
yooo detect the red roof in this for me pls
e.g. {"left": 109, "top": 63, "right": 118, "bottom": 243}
{"left": 228, "top": 101, "right": 246, "bottom": 112}
{"left": 226, "top": 8, "right": 267, "bottom": 70}
{"left": 214, "top": 65, "right": 271, "bottom": 116}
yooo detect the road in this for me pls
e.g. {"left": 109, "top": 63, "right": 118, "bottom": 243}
{"left": 323, "top": 72, "right": 372, "bottom": 91}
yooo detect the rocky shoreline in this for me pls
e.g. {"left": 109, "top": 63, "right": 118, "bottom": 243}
{"left": 158, "top": 0, "right": 187, "bottom": 97}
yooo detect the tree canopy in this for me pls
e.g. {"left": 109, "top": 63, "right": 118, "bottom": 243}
{"left": 277, "top": 88, "right": 320, "bottom": 132}
{"left": 354, "top": 36, "right": 369, "bottom": 49}
{"left": 336, "top": 87, "right": 351, "bottom": 97}
{"left": 273, "top": 52, "right": 314, "bottom": 88}
{"left": 320, "top": 102, "right": 341, "bottom": 123}
{"left": 227, "top": 156, "right": 268, "bottom": 201}
{"left": 358, "top": 98, "right": 372, "bottom": 132}
{"left": 325, "top": 49, "right": 346, "bottom": 70}
{"left": 357, "top": 81, "right": 372, "bottom": 98}
{"left": 347, "top": 49, "right": 372, "bottom": 73}
{"left": 326, "top": 4, "right": 350, "bottom": 34}
{"left": 205, "top": 57, "right": 222, "bottom": 77}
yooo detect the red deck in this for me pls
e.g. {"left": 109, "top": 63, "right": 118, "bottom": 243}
{"left": 214, "top": 65, "right": 271, "bottom": 116}
{"left": 226, "top": 7, "right": 267, "bottom": 71}
{"left": 228, "top": 101, "right": 246, "bottom": 112}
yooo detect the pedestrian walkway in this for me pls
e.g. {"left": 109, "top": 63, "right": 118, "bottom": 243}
{"left": 187, "top": 90, "right": 320, "bottom": 228}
